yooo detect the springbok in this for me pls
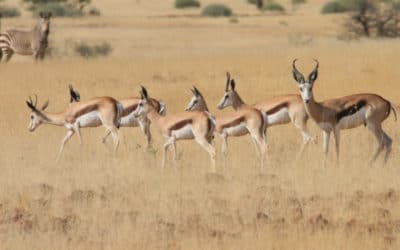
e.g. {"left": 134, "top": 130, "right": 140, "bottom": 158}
{"left": 133, "top": 86, "right": 216, "bottom": 170}
{"left": 67, "top": 85, "right": 166, "bottom": 147}
{"left": 218, "top": 72, "right": 314, "bottom": 157}
{"left": 185, "top": 85, "right": 267, "bottom": 167}
{"left": 0, "top": 12, "right": 51, "bottom": 62}
{"left": 26, "top": 95, "right": 123, "bottom": 161}
{"left": 292, "top": 59, "right": 396, "bottom": 165}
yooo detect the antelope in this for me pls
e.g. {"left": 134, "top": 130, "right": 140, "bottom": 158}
{"left": 133, "top": 86, "right": 216, "bottom": 170}
{"left": 218, "top": 72, "right": 314, "bottom": 157}
{"left": 67, "top": 85, "right": 166, "bottom": 147}
{"left": 292, "top": 59, "right": 396, "bottom": 165}
{"left": 0, "top": 12, "right": 51, "bottom": 62}
{"left": 26, "top": 95, "right": 123, "bottom": 161}
{"left": 185, "top": 84, "right": 267, "bottom": 167}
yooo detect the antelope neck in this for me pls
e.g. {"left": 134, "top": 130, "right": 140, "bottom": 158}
{"left": 231, "top": 92, "right": 247, "bottom": 110}
{"left": 40, "top": 111, "right": 66, "bottom": 126}
{"left": 303, "top": 97, "right": 325, "bottom": 123}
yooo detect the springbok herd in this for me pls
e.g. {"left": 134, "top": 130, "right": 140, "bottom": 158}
{"left": 3, "top": 14, "right": 394, "bottom": 169}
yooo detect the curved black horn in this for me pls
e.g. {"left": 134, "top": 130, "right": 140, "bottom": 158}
{"left": 226, "top": 72, "right": 231, "bottom": 91}
{"left": 34, "top": 94, "right": 38, "bottom": 107}
{"left": 292, "top": 59, "right": 305, "bottom": 83}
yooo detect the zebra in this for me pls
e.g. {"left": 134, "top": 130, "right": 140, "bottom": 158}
{"left": 0, "top": 12, "right": 52, "bottom": 63}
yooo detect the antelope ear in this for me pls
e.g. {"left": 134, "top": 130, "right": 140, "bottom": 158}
{"left": 26, "top": 101, "right": 35, "bottom": 110}
{"left": 41, "top": 100, "right": 49, "bottom": 110}
{"left": 39, "top": 12, "right": 44, "bottom": 18}
{"left": 47, "top": 12, "right": 52, "bottom": 18}
{"left": 292, "top": 59, "right": 305, "bottom": 84}
{"left": 230, "top": 79, "right": 236, "bottom": 91}
{"left": 193, "top": 86, "right": 201, "bottom": 97}
{"left": 308, "top": 59, "right": 319, "bottom": 83}
{"left": 140, "top": 85, "right": 148, "bottom": 100}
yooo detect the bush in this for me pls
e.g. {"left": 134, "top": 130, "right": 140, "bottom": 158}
{"left": 292, "top": 0, "right": 306, "bottom": 4}
{"left": 75, "top": 42, "right": 112, "bottom": 58}
{"left": 262, "top": 2, "right": 285, "bottom": 12}
{"left": 87, "top": 6, "right": 101, "bottom": 16}
{"left": 31, "top": 2, "right": 83, "bottom": 17}
{"left": 321, "top": 1, "right": 347, "bottom": 14}
{"left": 175, "top": 0, "right": 200, "bottom": 9}
{"left": 201, "top": 4, "right": 232, "bottom": 17}
{"left": 0, "top": 6, "right": 21, "bottom": 17}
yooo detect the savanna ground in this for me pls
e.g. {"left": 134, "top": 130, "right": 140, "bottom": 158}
{"left": 1, "top": 0, "right": 400, "bottom": 249}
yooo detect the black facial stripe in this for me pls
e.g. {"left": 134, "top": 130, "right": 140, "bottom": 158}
{"left": 336, "top": 100, "right": 367, "bottom": 122}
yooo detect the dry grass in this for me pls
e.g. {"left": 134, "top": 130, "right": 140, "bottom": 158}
{"left": 1, "top": 0, "right": 400, "bottom": 249}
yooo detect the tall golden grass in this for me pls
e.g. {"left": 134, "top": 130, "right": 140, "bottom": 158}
{"left": 1, "top": 1, "right": 400, "bottom": 249}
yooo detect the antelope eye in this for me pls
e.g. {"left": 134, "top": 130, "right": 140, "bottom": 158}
{"left": 300, "top": 87, "right": 303, "bottom": 91}
{"left": 224, "top": 95, "right": 228, "bottom": 99}
{"left": 139, "top": 103, "right": 143, "bottom": 107}
{"left": 30, "top": 115, "right": 34, "bottom": 119}
{"left": 193, "top": 100, "right": 198, "bottom": 104}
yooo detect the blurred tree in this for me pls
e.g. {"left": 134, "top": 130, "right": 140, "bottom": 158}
{"left": 346, "top": 0, "right": 400, "bottom": 37}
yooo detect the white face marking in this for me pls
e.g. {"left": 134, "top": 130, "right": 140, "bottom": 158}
{"left": 75, "top": 111, "right": 102, "bottom": 127}
{"left": 266, "top": 108, "right": 290, "bottom": 126}
{"left": 298, "top": 83, "right": 313, "bottom": 104}
{"left": 28, "top": 112, "right": 41, "bottom": 132}
{"left": 185, "top": 95, "right": 200, "bottom": 111}
{"left": 171, "top": 124, "right": 194, "bottom": 140}
{"left": 224, "top": 122, "right": 248, "bottom": 137}
{"left": 133, "top": 99, "right": 148, "bottom": 118}
{"left": 217, "top": 92, "right": 233, "bottom": 110}
{"left": 337, "top": 108, "right": 366, "bottom": 130}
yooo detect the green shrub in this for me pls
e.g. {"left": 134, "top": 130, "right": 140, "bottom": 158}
{"left": 75, "top": 42, "right": 112, "bottom": 58}
{"left": 32, "top": 2, "right": 83, "bottom": 17}
{"left": 263, "top": 2, "right": 285, "bottom": 12}
{"left": 321, "top": 1, "right": 347, "bottom": 14}
{"left": 0, "top": 6, "right": 21, "bottom": 17}
{"left": 201, "top": 4, "right": 232, "bottom": 17}
{"left": 175, "top": 0, "right": 200, "bottom": 9}
{"left": 292, "top": 0, "right": 306, "bottom": 4}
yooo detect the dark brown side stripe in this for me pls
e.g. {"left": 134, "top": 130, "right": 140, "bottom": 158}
{"left": 266, "top": 102, "right": 288, "bottom": 115}
{"left": 169, "top": 119, "right": 192, "bottom": 132}
{"left": 221, "top": 116, "right": 245, "bottom": 130}
{"left": 123, "top": 104, "right": 138, "bottom": 116}
{"left": 336, "top": 100, "right": 367, "bottom": 122}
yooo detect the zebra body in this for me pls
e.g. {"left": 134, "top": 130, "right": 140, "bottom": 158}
{"left": 0, "top": 12, "right": 51, "bottom": 62}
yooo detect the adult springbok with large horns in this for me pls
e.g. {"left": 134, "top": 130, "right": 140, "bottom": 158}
{"left": 185, "top": 85, "right": 267, "bottom": 167}
{"left": 26, "top": 94, "right": 123, "bottom": 161}
{"left": 67, "top": 84, "right": 166, "bottom": 148}
{"left": 133, "top": 86, "right": 216, "bottom": 170}
{"left": 292, "top": 59, "right": 396, "bottom": 165}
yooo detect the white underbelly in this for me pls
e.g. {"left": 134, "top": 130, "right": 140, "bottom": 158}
{"left": 171, "top": 124, "right": 194, "bottom": 140}
{"left": 76, "top": 111, "right": 102, "bottom": 127}
{"left": 120, "top": 113, "right": 140, "bottom": 127}
{"left": 267, "top": 108, "right": 290, "bottom": 126}
{"left": 224, "top": 122, "right": 248, "bottom": 137}
{"left": 318, "top": 122, "right": 333, "bottom": 131}
{"left": 337, "top": 108, "right": 366, "bottom": 129}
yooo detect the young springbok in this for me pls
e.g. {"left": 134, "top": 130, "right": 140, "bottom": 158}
{"left": 185, "top": 85, "right": 267, "bottom": 167}
{"left": 26, "top": 95, "right": 123, "bottom": 161}
{"left": 133, "top": 86, "right": 216, "bottom": 170}
{"left": 68, "top": 85, "right": 166, "bottom": 147}
{"left": 218, "top": 72, "right": 314, "bottom": 157}
{"left": 292, "top": 59, "right": 396, "bottom": 165}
